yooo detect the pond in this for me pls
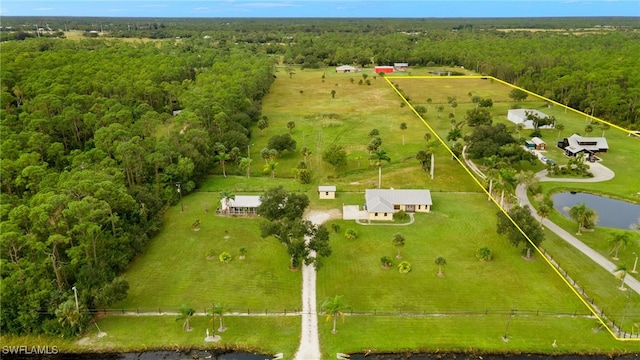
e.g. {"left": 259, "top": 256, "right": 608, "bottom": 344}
{"left": 552, "top": 192, "right": 640, "bottom": 230}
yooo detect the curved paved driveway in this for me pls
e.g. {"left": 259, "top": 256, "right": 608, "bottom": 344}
{"left": 537, "top": 161, "right": 615, "bottom": 182}
{"left": 516, "top": 184, "right": 640, "bottom": 294}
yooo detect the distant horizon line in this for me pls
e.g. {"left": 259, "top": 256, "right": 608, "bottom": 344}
{"left": 3, "top": 15, "right": 639, "bottom": 19}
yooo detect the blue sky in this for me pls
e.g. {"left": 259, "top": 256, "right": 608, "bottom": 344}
{"left": 1, "top": 0, "right": 638, "bottom": 18}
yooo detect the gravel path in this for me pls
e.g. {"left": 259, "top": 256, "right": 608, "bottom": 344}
{"left": 294, "top": 209, "right": 340, "bottom": 360}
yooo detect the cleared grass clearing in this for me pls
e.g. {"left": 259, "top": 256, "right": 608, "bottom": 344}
{"left": 115, "top": 191, "right": 300, "bottom": 310}
{"left": 257, "top": 69, "right": 478, "bottom": 192}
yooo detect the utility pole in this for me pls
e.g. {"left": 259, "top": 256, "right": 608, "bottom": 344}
{"left": 176, "top": 183, "right": 184, "bottom": 212}
{"left": 72, "top": 286, "right": 79, "bottom": 312}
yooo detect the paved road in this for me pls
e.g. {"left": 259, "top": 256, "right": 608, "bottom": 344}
{"left": 516, "top": 184, "right": 640, "bottom": 294}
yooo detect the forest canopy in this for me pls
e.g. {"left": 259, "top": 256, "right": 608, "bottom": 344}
{"left": 0, "top": 37, "right": 274, "bottom": 335}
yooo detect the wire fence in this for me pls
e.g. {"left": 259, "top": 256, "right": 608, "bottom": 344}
{"left": 87, "top": 306, "right": 614, "bottom": 318}
{"left": 540, "top": 248, "right": 640, "bottom": 339}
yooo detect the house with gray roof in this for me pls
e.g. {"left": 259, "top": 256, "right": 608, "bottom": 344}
{"left": 364, "top": 189, "right": 432, "bottom": 221}
{"left": 220, "top": 195, "right": 261, "bottom": 215}
{"left": 558, "top": 134, "right": 609, "bottom": 157}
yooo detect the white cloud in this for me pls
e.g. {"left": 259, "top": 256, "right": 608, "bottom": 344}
{"left": 194, "top": 7, "right": 210, "bottom": 10}
{"left": 34, "top": 7, "right": 53, "bottom": 11}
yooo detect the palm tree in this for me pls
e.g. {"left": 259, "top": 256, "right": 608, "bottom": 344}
{"left": 320, "top": 295, "right": 349, "bottom": 334}
{"left": 614, "top": 264, "right": 628, "bottom": 291}
{"left": 584, "top": 124, "right": 594, "bottom": 135}
{"left": 239, "top": 157, "right": 252, "bottom": 178}
{"left": 494, "top": 167, "right": 517, "bottom": 208}
{"left": 370, "top": 149, "right": 391, "bottom": 189}
{"left": 263, "top": 161, "right": 278, "bottom": 179}
{"left": 287, "top": 120, "right": 296, "bottom": 133}
{"left": 436, "top": 104, "right": 444, "bottom": 119}
{"left": 212, "top": 303, "right": 228, "bottom": 332}
{"left": 177, "top": 305, "right": 195, "bottom": 331}
{"left": 220, "top": 190, "right": 235, "bottom": 216}
{"left": 555, "top": 123, "right": 565, "bottom": 140}
{"left": 536, "top": 203, "right": 551, "bottom": 226}
{"left": 392, "top": 233, "right": 405, "bottom": 259}
{"left": 55, "top": 300, "right": 83, "bottom": 335}
{"left": 215, "top": 151, "right": 231, "bottom": 178}
{"left": 435, "top": 256, "right": 447, "bottom": 277}
{"left": 600, "top": 123, "right": 610, "bottom": 137}
{"left": 608, "top": 232, "right": 631, "bottom": 260}
{"left": 400, "top": 122, "right": 407, "bottom": 145}
{"left": 568, "top": 203, "right": 598, "bottom": 235}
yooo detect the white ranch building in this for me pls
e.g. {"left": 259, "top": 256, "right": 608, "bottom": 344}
{"left": 220, "top": 195, "right": 261, "bottom": 215}
{"left": 507, "top": 109, "right": 554, "bottom": 130}
{"left": 364, "top": 189, "right": 432, "bottom": 221}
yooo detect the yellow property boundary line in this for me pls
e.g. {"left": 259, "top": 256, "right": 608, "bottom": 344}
{"left": 383, "top": 74, "right": 638, "bottom": 342}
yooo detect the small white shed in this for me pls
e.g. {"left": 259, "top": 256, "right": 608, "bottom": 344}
{"left": 318, "top": 186, "right": 336, "bottom": 199}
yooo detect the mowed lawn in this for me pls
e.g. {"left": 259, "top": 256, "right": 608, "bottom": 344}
{"left": 116, "top": 191, "right": 301, "bottom": 310}
{"left": 87, "top": 316, "right": 300, "bottom": 355}
{"left": 317, "top": 193, "right": 583, "bottom": 313}
{"left": 320, "top": 316, "right": 640, "bottom": 358}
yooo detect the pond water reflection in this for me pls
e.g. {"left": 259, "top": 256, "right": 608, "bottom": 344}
{"left": 552, "top": 192, "right": 640, "bottom": 230}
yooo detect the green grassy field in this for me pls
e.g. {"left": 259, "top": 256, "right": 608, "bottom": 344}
{"left": 115, "top": 191, "right": 301, "bottom": 310}
{"left": 247, "top": 69, "right": 479, "bottom": 193}
{"left": 318, "top": 193, "right": 583, "bottom": 313}
{"left": 319, "top": 316, "right": 640, "bottom": 358}
{"left": 2, "top": 316, "right": 300, "bottom": 355}
{"left": 86, "top": 70, "right": 640, "bottom": 355}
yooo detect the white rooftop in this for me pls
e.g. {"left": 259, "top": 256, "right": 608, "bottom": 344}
{"left": 564, "top": 134, "right": 609, "bottom": 154}
{"left": 220, "top": 195, "right": 261, "bottom": 210}
{"left": 365, "top": 189, "right": 432, "bottom": 213}
{"left": 318, "top": 185, "right": 336, "bottom": 192}
{"left": 531, "top": 137, "right": 546, "bottom": 145}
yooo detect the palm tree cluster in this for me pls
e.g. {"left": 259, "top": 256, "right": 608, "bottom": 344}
{"left": 567, "top": 203, "right": 598, "bottom": 235}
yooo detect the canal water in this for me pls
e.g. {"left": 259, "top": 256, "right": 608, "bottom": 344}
{"left": 552, "top": 192, "right": 640, "bottom": 230}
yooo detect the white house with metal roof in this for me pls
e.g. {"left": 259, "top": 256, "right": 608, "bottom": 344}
{"left": 220, "top": 195, "right": 261, "bottom": 215}
{"left": 318, "top": 185, "right": 336, "bottom": 199}
{"left": 364, "top": 189, "right": 432, "bottom": 221}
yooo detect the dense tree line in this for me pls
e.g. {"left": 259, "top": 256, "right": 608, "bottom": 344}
{"left": 0, "top": 38, "right": 274, "bottom": 335}
{"left": 3, "top": 17, "right": 639, "bottom": 126}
